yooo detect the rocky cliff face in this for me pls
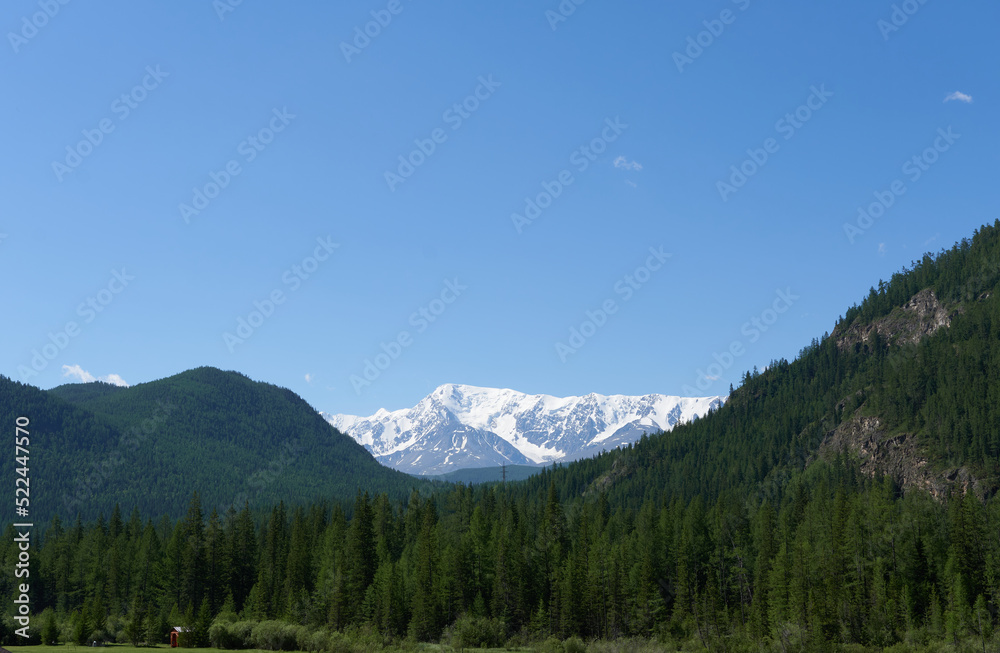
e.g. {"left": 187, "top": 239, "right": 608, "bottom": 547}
{"left": 834, "top": 288, "right": 959, "bottom": 351}
{"left": 819, "top": 412, "right": 986, "bottom": 500}
{"left": 821, "top": 286, "right": 993, "bottom": 499}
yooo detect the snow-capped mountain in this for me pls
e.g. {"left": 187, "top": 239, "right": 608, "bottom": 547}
{"left": 323, "top": 385, "right": 725, "bottom": 475}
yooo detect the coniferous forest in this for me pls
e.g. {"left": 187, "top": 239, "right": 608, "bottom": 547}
{"left": 4, "top": 221, "right": 1000, "bottom": 652}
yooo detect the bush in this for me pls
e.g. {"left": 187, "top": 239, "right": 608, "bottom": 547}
{"left": 210, "top": 620, "right": 241, "bottom": 649}
{"left": 634, "top": 634, "right": 679, "bottom": 653}
{"left": 505, "top": 630, "right": 528, "bottom": 650}
{"left": 250, "top": 619, "right": 300, "bottom": 651}
{"left": 326, "top": 630, "right": 362, "bottom": 653}
{"left": 210, "top": 619, "right": 258, "bottom": 649}
{"left": 448, "top": 614, "right": 508, "bottom": 649}
{"left": 564, "top": 635, "right": 587, "bottom": 653}
{"left": 537, "top": 635, "right": 565, "bottom": 653}
{"left": 340, "top": 624, "right": 386, "bottom": 652}
{"left": 303, "top": 627, "right": 331, "bottom": 652}
{"left": 289, "top": 624, "right": 312, "bottom": 651}
{"left": 835, "top": 644, "right": 867, "bottom": 653}
{"left": 2, "top": 614, "right": 41, "bottom": 645}
{"left": 232, "top": 619, "right": 257, "bottom": 647}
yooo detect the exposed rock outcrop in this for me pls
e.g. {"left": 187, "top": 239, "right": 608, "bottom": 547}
{"left": 818, "top": 412, "right": 985, "bottom": 500}
{"left": 835, "top": 288, "right": 959, "bottom": 351}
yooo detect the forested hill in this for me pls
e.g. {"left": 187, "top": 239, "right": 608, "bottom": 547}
{"left": 0, "top": 367, "right": 430, "bottom": 523}
{"left": 517, "top": 220, "right": 1000, "bottom": 510}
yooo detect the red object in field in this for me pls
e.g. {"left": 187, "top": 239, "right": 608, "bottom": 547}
{"left": 170, "top": 627, "right": 189, "bottom": 647}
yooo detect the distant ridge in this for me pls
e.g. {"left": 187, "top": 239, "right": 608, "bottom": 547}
{"left": 0, "top": 367, "right": 428, "bottom": 523}
{"left": 325, "top": 385, "right": 724, "bottom": 475}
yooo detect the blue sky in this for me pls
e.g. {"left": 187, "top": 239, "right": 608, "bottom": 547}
{"left": 1, "top": 0, "right": 996, "bottom": 416}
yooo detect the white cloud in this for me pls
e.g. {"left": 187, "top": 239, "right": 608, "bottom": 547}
{"left": 61, "top": 364, "right": 129, "bottom": 387}
{"left": 102, "top": 373, "right": 130, "bottom": 386}
{"left": 613, "top": 156, "right": 643, "bottom": 171}
{"left": 878, "top": 243, "right": 886, "bottom": 256}
{"left": 944, "top": 91, "right": 973, "bottom": 103}
{"left": 625, "top": 180, "right": 637, "bottom": 188}
{"left": 305, "top": 373, "right": 314, "bottom": 383}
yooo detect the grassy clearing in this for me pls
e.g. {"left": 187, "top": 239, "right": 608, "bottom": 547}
{"left": 2, "top": 645, "right": 531, "bottom": 653}
{"left": 4, "top": 647, "right": 294, "bottom": 653}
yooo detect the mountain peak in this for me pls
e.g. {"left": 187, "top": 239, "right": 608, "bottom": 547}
{"left": 325, "top": 386, "right": 725, "bottom": 475}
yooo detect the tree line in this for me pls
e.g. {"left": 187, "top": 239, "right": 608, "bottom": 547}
{"left": 2, "top": 468, "right": 999, "bottom": 651}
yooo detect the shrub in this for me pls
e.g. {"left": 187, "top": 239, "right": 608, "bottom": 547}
{"left": 210, "top": 620, "right": 243, "bottom": 649}
{"left": 2, "top": 614, "right": 40, "bottom": 645}
{"left": 505, "top": 630, "right": 528, "bottom": 650}
{"left": 325, "top": 630, "right": 362, "bottom": 653}
{"left": 340, "top": 623, "right": 385, "bottom": 652}
{"left": 304, "top": 627, "right": 331, "bottom": 652}
{"left": 537, "top": 635, "right": 565, "bottom": 653}
{"left": 210, "top": 619, "right": 257, "bottom": 649}
{"left": 564, "top": 635, "right": 587, "bottom": 653}
{"left": 448, "top": 614, "right": 508, "bottom": 649}
{"left": 250, "top": 619, "right": 300, "bottom": 651}
{"left": 289, "top": 624, "right": 313, "bottom": 651}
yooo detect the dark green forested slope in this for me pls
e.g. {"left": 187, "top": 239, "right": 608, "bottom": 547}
{"left": 515, "top": 219, "right": 1000, "bottom": 511}
{"left": 0, "top": 367, "right": 430, "bottom": 523}
{"left": 48, "top": 380, "right": 127, "bottom": 404}
{"left": 2, "top": 222, "right": 1000, "bottom": 652}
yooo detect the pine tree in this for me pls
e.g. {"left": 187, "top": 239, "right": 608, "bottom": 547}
{"left": 283, "top": 508, "right": 313, "bottom": 605}
{"left": 40, "top": 609, "right": 59, "bottom": 645}
{"left": 180, "top": 491, "right": 207, "bottom": 611}
{"left": 194, "top": 598, "right": 212, "bottom": 647}
{"left": 122, "top": 601, "right": 145, "bottom": 646}
{"left": 72, "top": 609, "right": 91, "bottom": 645}
{"left": 409, "top": 499, "right": 441, "bottom": 641}
{"left": 370, "top": 560, "right": 406, "bottom": 637}
{"left": 492, "top": 506, "right": 524, "bottom": 629}
{"left": 228, "top": 503, "right": 257, "bottom": 612}
{"left": 99, "top": 597, "right": 112, "bottom": 638}
{"left": 343, "top": 492, "right": 376, "bottom": 624}
{"left": 204, "top": 508, "right": 229, "bottom": 613}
